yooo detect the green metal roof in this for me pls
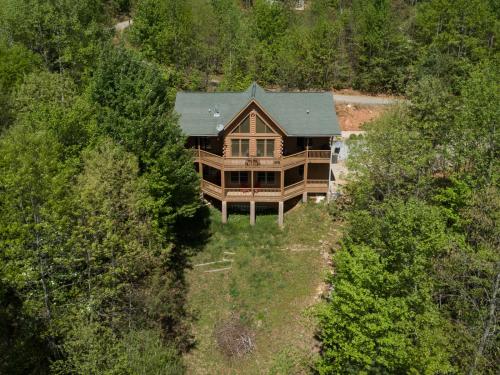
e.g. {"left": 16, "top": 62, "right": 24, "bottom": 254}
{"left": 174, "top": 83, "right": 340, "bottom": 137}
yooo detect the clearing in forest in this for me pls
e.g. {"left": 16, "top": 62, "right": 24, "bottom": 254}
{"left": 185, "top": 203, "right": 338, "bottom": 374}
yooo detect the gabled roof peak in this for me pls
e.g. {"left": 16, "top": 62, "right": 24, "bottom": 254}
{"left": 174, "top": 83, "right": 340, "bottom": 136}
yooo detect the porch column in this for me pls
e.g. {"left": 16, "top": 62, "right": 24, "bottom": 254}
{"left": 278, "top": 201, "right": 284, "bottom": 227}
{"left": 222, "top": 201, "right": 227, "bottom": 224}
{"left": 280, "top": 170, "right": 284, "bottom": 196}
{"left": 221, "top": 169, "right": 225, "bottom": 197}
{"left": 302, "top": 191, "right": 308, "bottom": 203}
{"left": 304, "top": 146, "right": 309, "bottom": 185}
{"left": 250, "top": 201, "right": 255, "bottom": 226}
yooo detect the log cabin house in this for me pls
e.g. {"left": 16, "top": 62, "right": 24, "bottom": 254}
{"left": 174, "top": 83, "right": 341, "bottom": 225}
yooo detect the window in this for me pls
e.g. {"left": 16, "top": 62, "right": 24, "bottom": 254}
{"left": 230, "top": 171, "right": 249, "bottom": 185}
{"left": 232, "top": 116, "right": 250, "bottom": 133}
{"left": 257, "top": 172, "right": 275, "bottom": 185}
{"left": 231, "top": 139, "right": 249, "bottom": 157}
{"left": 256, "top": 139, "right": 275, "bottom": 157}
{"left": 256, "top": 116, "right": 273, "bottom": 133}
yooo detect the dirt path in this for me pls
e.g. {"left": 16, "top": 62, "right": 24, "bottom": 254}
{"left": 334, "top": 94, "right": 397, "bottom": 105}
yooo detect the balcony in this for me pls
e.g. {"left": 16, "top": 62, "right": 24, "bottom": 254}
{"left": 200, "top": 178, "right": 328, "bottom": 202}
{"left": 192, "top": 148, "right": 331, "bottom": 171}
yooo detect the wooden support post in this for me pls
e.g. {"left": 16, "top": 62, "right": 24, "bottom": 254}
{"left": 278, "top": 201, "right": 284, "bottom": 227}
{"left": 304, "top": 146, "right": 309, "bottom": 185}
{"left": 221, "top": 169, "right": 225, "bottom": 197}
{"left": 198, "top": 144, "right": 202, "bottom": 177}
{"left": 251, "top": 170, "right": 254, "bottom": 196}
{"left": 302, "top": 191, "right": 307, "bottom": 203}
{"left": 222, "top": 201, "right": 227, "bottom": 224}
{"left": 250, "top": 201, "right": 255, "bottom": 226}
{"left": 280, "top": 169, "right": 284, "bottom": 196}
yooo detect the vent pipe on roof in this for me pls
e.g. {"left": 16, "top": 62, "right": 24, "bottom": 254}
{"left": 251, "top": 82, "right": 257, "bottom": 98}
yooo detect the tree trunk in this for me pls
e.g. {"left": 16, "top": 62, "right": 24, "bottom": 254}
{"left": 468, "top": 272, "right": 499, "bottom": 375}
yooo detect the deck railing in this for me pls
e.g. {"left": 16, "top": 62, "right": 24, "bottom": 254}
{"left": 308, "top": 150, "right": 330, "bottom": 159}
{"left": 192, "top": 148, "right": 330, "bottom": 170}
{"left": 283, "top": 180, "right": 305, "bottom": 196}
{"left": 201, "top": 178, "right": 328, "bottom": 201}
{"left": 306, "top": 179, "right": 329, "bottom": 186}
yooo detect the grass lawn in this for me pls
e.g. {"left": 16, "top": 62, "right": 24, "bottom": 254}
{"left": 184, "top": 202, "right": 337, "bottom": 374}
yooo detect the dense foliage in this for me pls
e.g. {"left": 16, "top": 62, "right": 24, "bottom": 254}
{"left": 0, "top": 1, "right": 206, "bottom": 372}
{"left": 0, "top": 0, "right": 498, "bottom": 373}
{"left": 128, "top": 0, "right": 498, "bottom": 93}
{"left": 318, "top": 62, "right": 499, "bottom": 374}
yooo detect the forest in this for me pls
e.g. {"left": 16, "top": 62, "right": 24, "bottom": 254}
{"left": 0, "top": 0, "right": 498, "bottom": 374}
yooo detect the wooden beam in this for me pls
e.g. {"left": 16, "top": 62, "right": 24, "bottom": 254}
{"left": 221, "top": 168, "right": 225, "bottom": 198}
{"left": 280, "top": 170, "right": 284, "bottom": 196}
{"left": 304, "top": 145, "right": 309, "bottom": 189}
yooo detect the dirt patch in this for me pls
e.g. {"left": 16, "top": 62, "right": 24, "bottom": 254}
{"left": 336, "top": 104, "right": 387, "bottom": 131}
{"left": 333, "top": 88, "right": 398, "bottom": 99}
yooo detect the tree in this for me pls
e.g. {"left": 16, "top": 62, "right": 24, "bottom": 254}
{"left": 49, "top": 138, "right": 186, "bottom": 373}
{"left": 0, "top": 40, "right": 41, "bottom": 130}
{"left": 317, "top": 200, "right": 454, "bottom": 374}
{"left": 89, "top": 46, "right": 203, "bottom": 244}
{"left": 413, "top": 0, "right": 498, "bottom": 89}
{"left": 130, "top": 0, "right": 197, "bottom": 68}
{"left": 0, "top": 106, "right": 76, "bottom": 361}
{"left": 0, "top": 0, "right": 111, "bottom": 77}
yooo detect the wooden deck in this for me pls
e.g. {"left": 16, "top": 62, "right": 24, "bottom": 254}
{"left": 201, "top": 179, "right": 328, "bottom": 202}
{"left": 193, "top": 148, "right": 331, "bottom": 202}
{"left": 192, "top": 149, "right": 331, "bottom": 171}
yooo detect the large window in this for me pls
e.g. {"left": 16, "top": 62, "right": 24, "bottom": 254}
{"left": 230, "top": 171, "right": 249, "bottom": 185}
{"left": 232, "top": 116, "right": 250, "bottom": 133}
{"left": 257, "top": 172, "right": 275, "bottom": 185}
{"left": 231, "top": 139, "right": 249, "bottom": 157}
{"left": 256, "top": 116, "right": 274, "bottom": 133}
{"left": 256, "top": 139, "right": 275, "bottom": 157}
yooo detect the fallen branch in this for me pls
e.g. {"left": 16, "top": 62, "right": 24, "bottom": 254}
{"left": 204, "top": 267, "right": 232, "bottom": 273}
{"left": 194, "top": 259, "right": 233, "bottom": 267}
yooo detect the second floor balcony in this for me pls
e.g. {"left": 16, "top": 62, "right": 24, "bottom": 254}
{"left": 192, "top": 148, "right": 333, "bottom": 171}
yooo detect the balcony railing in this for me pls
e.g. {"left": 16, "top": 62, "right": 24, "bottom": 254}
{"left": 192, "top": 148, "right": 331, "bottom": 170}
{"left": 201, "top": 178, "right": 328, "bottom": 202}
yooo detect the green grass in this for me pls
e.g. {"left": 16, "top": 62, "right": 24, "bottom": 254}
{"left": 185, "top": 203, "right": 336, "bottom": 374}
